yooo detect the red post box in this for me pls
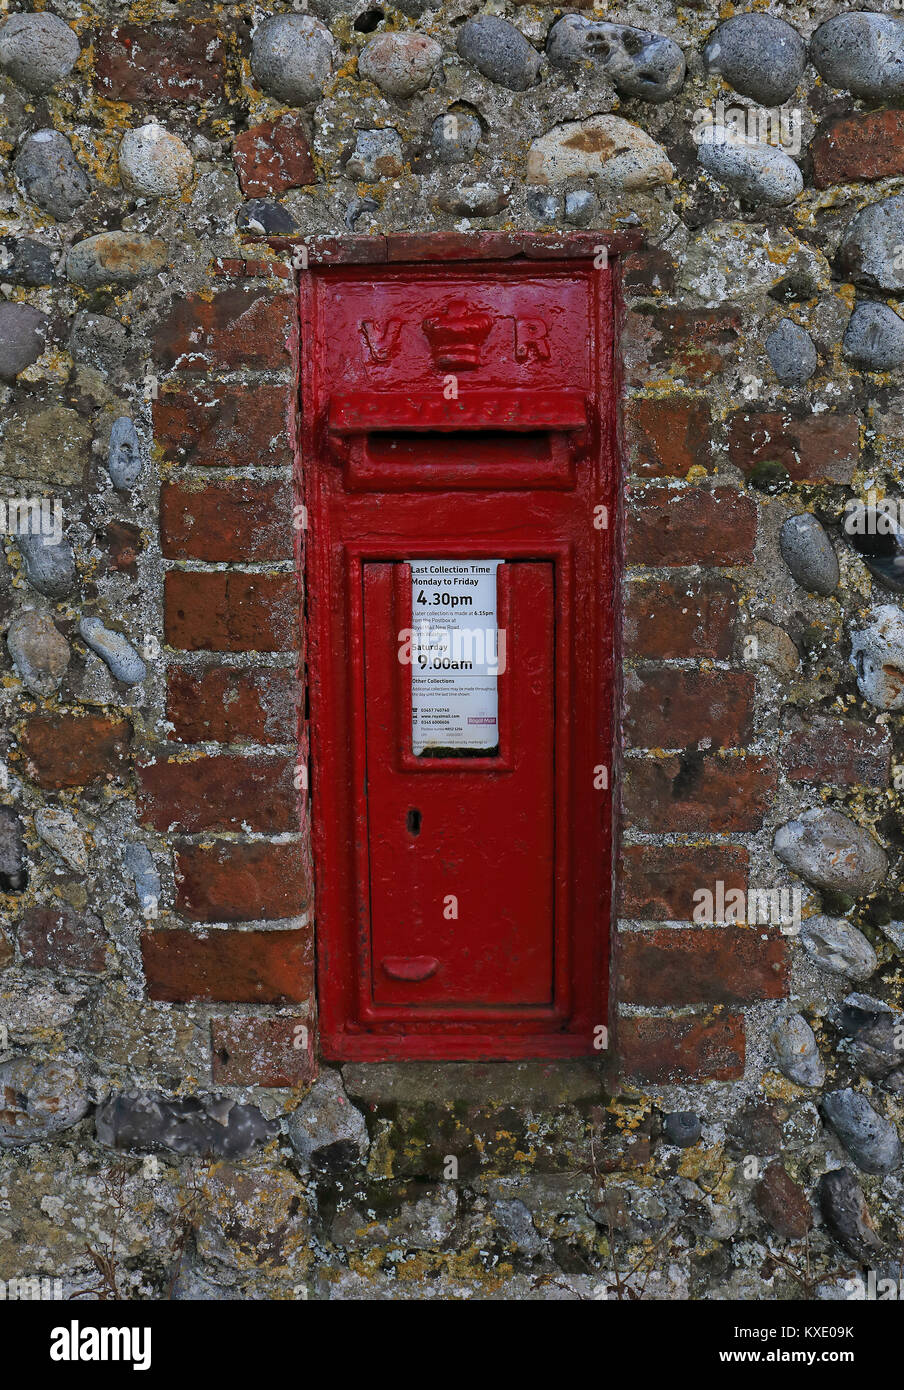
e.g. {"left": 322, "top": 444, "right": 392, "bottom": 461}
{"left": 301, "top": 250, "right": 618, "bottom": 1060}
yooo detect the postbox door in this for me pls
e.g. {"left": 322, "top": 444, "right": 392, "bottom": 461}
{"left": 362, "top": 559, "right": 555, "bottom": 1009}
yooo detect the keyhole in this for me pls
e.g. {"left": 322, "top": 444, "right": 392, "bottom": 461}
{"left": 406, "top": 808, "right": 422, "bottom": 836}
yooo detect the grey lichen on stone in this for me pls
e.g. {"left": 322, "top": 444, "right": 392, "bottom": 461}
{"left": 7, "top": 610, "right": 70, "bottom": 697}
{"left": 0, "top": 303, "right": 50, "bottom": 381}
{"left": 107, "top": 416, "right": 142, "bottom": 491}
{"left": 34, "top": 806, "right": 88, "bottom": 872}
{"left": 67, "top": 232, "right": 167, "bottom": 289}
{"left": 346, "top": 128, "right": 404, "bottom": 181}
{"left": 811, "top": 11, "right": 904, "bottom": 101}
{"left": 779, "top": 513, "right": 839, "bottom": 595}
{"left": 14, "top": 129, "right": 90, "bottom": 221}
{"left": 78, "top": 616, "right": 146, "bottom": 685}
{"left": 287, "top": 1068, "right": 368, "bottom": 1171}
{"left": 119, "top": 124, "right": 194, "bottom": 198}
{"left": 773, "top": 808, "right": 887, "bottom": 897}
{"left": 527, "top": 115, "right": 674, "bottom": 190}
{"left": 123, "top": 843, "right": 160, "bottom": 913}
{"left": 564, "top": 188, "right": 599, "bottom": 227}
{"left": 770, "top": 1013, "right": 825, "bottom": 1088}
{"left": 842, "top": 303, "right": 904, "bottom": 370}
{"left": 822, "top": 1089, "right": 902, "bottom": 1175}
{"left": 0, "top": 12, "right": 79, "bottom": 94}
{"left": 546, "top": 16, "right": 685, "bottom": 103}
{"left": 837, "top": 195, "right": 904, "bottom": 294}
{"left": 358, "top": 31, "right": 442, "bottom": 97}
{"left": 800, "top": 916, "right": 877, "bottom": 981}
{"left": 17, "top": 533, "right": 75, "bottom": 599}
{"left": 766, "top": 319, "right": 817, "bottom": 385}
{"left": 850, "top": 605, "right": 904, "bottom": 709}
{"left": 0, "top": 1056, "right": 89, "bottom": 1147}
{"left": 456, "top": 16, "right": 541, "bottom": 92}
{"left": 430, "top": 110, "right": 481, "bottom": 165}
{"left": 250, "top": 14, "right": 334, "bottom": 105}
{"left": 703, "top": 14, "right": 806, "bottom": 106}
{"left": 697, "top": 125, "right": 802, "bottom": 207}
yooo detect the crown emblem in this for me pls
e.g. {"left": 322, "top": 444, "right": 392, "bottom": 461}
{"left": 421, "top": 300, "right": 494, "bottom": 370}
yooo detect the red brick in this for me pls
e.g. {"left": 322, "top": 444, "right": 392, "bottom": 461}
{"left": 623, "top": 754, "right": 776, "bottom": 832}
{"left": 619, "top": 844, "right": 748, "bottom": 921}
{"left": 726, "top": 410, "right": 859, "bottom": 485}
{"left": 624, "top": 576, "right": 737, "bottom": 659}
{"left": 623, "top": 306, "right": 743, "bottom": 385}
{"left": 164, "top": 571, "right": 297, "bottom": 653}
{"left": 18, "top": 905, "right": 108, "bottom": 973}
{"left": 621, "top": 247, "right": 676, "bottom": 296}
{"left": 175, "top": 840, "right": 309, "bottom": 922}
{"left": 624, "top": 395, "right": 712, "bottom": 478}
{"left": 98, "top": 521, "right": 141, "bottom": 577}
{"left": 18, "top": 715, "right": 130, "bottom": 790}
{"left": 623, "top": 669, "right": 754, "bottom": 749}
{"left": 141, "top": 928, "right": 312, "bottom": 1004}
{"left": 138, "top": 752, "right": 297, "bottom": 833}
{"left": 628, "top": 486, "right": 757, "bottom": 566}
{"left": 619, "top": 927, "right": 788, "bottom": 1006}
{"left": 154, "top": 289, "right": 294, "bottom": 372}
{"left": 160, "top": 479, "right": 294, "bottom": 563}
{"left": 234, "top": 115, "right": 316, "bottom": 196}
{"left": 210, "top": 1016, "right": 315, "bottom": 1087}
{"left": 785, "top": 716, "right": 891, "bottom": 787}
{"left": 812, "top": 110, "right": 904, "bottom": 189}
{"left": 152, "top": 385, "right": 293, "bottom": 468}
{"left": 619, "top": 1014, "right": 745, "bottom": 1084}
{"left": 94, "top": 24, "right": 225, "bottom": 102}
{"left": 168, "top": 665, "right": 298, "bottom": 744}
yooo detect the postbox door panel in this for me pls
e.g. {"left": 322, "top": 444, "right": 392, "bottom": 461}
{"left": 362, "top": 560, "right": 555, "bottom": 1009}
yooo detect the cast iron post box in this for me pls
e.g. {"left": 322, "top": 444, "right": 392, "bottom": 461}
{"left": 301, "top": 252, "right": 617, "bottom": 1060}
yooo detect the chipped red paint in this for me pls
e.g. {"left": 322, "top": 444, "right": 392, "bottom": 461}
{"left": 300, "top": 242, "right": 619, "bottom": 1060}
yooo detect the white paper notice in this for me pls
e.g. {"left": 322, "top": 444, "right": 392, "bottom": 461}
{"left": 408, "top": 560, "right": 503, "bottom": 756}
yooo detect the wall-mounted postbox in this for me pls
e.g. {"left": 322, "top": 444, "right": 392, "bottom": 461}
{"left": 302, "top": 255, "right": 617, "bottom": 1061}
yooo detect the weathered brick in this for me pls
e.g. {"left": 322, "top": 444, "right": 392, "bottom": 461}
{"left": 624, "top": 395, "right": 712, "bottom": 477}
{"left": 18, "top": 905, "right": 108, "bottom": 973}
{"left": 164, "top": 571, "right": 297, "bottom": 652}
{"left": 18, "top": 715, "right": 130, "bottom": 789}
{"left": 624, "top": 576, "right": 737, "bottom": 660}
{"left": 94, "top": 24, "right": 225, "bottom": 102}
{"left": 621, "top": 247, "right": 676, "bottom": 296}
{"left": 726, "top": 410, "right": 859, "bottom": 485}
{"left": 623, "top": 669, "right": 754, "bottom": 749}
{"left": 233, "top": 115, "right": 316, "bottom": 196}
{"left": 812, "top": 110, "right": 904, "bottom": 189}
{"left": 619, "top": 927, "right": 788, "bottom": 1006}
{"left": 785, "top": 716, "right": 891, "bottom": 787}
{"left": 620, "top": 844, "right": 748, "bottom": 921}
{"left": 175, "top": 840, "right": 309, "bottom": 922}
{"left": 623, "top": 306, "right": 743, "bottom": 385}
{"left": 138, "top": 753, "right": 297, "bottom": 833}
{"left": 154, "top": 289, "right": 294, "bottom": 372}
{"left": 167, "top": 665, "right": 298, "bottom": 745}
{"left": 623, "top": 754, "right": 776, "bottom": 832}
{"left": 141, "top": 928, "right": 312, "bottom": 1003}
{"left": 160, "top": 479, "right": 294, "bottom": 563}
{"left": 210, "top": 1016, "right": 315, "bottom": 1087}
{"left": 619, "top": 1014, "right": 745, "bottom": 1084}
{"left": 98, "top": 521, "right": 141, "bottom": 577}
{"left": 152, "top": 385, "right": 293, "bottom": 468}
{"left": 627, "top": 487, "right": 757, "bottom": 566}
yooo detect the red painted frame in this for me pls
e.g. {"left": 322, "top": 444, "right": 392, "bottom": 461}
{"left": 297, "top": 238, "right": 622, "bottom": 1061}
